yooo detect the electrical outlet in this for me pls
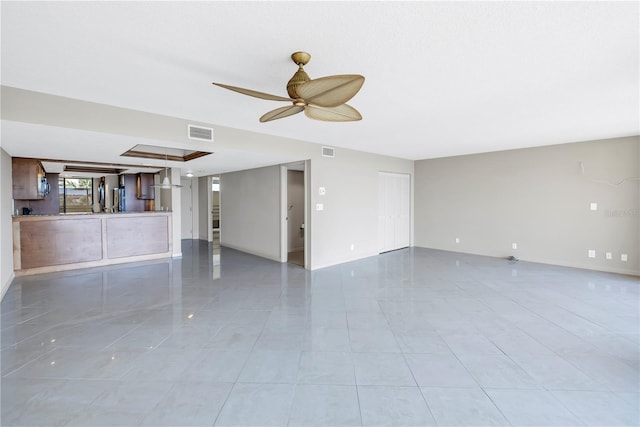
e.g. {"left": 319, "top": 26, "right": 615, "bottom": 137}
{"left": 350, "top": 243, "right": 355, "bottom": 251}
{"left": 606, "top": 252, "right": 612, "bottom": 260}
{"left": 588, "top": 250, "right": 596, "bottom": 258}
{"left": 455, "top": 238, "right": 460, "bottom": 244}
{"left": 316, "top": 203, "right": 324, "bottom": 211}
{"left": 512, "top": 243, "right": 517, "bottom": 250}
{"left": 590, "top": 202, "right": 598, "bottom": 211}
{"left": 621, "top": 254, "right": 628, "bottom": 262}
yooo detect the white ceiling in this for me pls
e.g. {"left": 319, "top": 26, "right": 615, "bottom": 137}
{"left": 1, "top": 1, "right": 638, "bottom": 176}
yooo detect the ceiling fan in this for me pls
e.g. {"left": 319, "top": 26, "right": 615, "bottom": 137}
{"left": 212, "top": 52, "right": 365, "bottom": 123}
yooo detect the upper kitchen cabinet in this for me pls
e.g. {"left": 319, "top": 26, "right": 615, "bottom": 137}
{"left": 136, "top": 173, "right": 155, "bottom": 200}
{"left": 12, "top": 158, "right": 49, "bottom": 200}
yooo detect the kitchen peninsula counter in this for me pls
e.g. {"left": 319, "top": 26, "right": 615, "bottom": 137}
{"left": 13, "top": 211, "right": 173, "bottom": 276}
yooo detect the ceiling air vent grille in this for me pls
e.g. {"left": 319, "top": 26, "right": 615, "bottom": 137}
{"left": 322, "top": 146, "right": 335, "bottom": 158}
{"left": 188, "top": 125, "right": 214, "bottom": 142}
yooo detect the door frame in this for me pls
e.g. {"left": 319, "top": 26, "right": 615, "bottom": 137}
{"left": 378, "top": 171, "right": 411, "bottom": 253}
{"left": 280, "top": 161, "right": 310, "bottom": 268}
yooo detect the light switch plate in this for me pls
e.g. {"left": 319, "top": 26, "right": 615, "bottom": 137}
{"left": 621, "top": 254, "right": 628, "bottom": 262}
{"left": 319, "top": 187, "right": 326, "bottom": 195}
{"left": 590, "top": 202, "right": 598, "bottom": 211}
{"left": 606, "top": 252, "right": 612, "bottom": 260}
{"left": 588, "top": 250, "right": 596, "bottom": 258}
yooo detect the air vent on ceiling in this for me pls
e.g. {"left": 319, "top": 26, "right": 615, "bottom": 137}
{"left": 188, "top": 124, "right": 214, "bottom": 142}
{"left": 322, "top": 146, "right": 335, "bottom": 158}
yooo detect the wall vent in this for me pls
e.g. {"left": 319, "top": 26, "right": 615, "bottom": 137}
{"left": 322, "top": 146, "right": 335, "bottom": 158}
{"left": 188, "top": 125, "right": 214, "bottom": 142}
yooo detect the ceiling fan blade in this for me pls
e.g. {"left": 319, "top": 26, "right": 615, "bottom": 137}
{"left": 260, "top": 105, "right": 305, "bottom": 122}
{"left": 304, "top": 104, "right": 362, "bottom": 122}
{"left": 212, "top": 82, "right": 292, "bottom": 102}
{"left": 297, "top": 75, "right": 365, "bottom": 107}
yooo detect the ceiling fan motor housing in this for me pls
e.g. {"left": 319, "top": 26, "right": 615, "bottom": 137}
{"left": 287, "top": 67, "right": 310, "bottom": 99}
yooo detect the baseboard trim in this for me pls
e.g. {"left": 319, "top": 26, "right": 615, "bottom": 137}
{"left": 413, "top": 245, "right": 639, "bottom": 277}
{"left": 1, "top": 272, "right": 15, "bottom": 302}
{"left": 221, "top": 243, "right": 281, "bottom": 263}
{"left": 310, "top": 250, "right": 381, "bottom": 271}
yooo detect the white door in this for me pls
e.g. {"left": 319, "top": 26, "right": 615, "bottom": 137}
{"left": 378, "top": 172, "right": 410, "bottom": 253}
{"left": 181, "top": 178, "right": 193, "bottom": 239}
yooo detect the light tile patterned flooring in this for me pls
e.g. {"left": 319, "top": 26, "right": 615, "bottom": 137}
{"left": 1, "top": 241, "right": 639, "bottom": 426}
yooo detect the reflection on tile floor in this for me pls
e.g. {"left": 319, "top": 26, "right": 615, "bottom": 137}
{"left": 1, "top": 241, "right": 639, "bottom": 426}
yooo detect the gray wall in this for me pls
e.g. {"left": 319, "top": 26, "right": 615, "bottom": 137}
{"left": 0, "top": 148, "right": 14, "bottom": 298}
{"left": 414, "top": 136, "right": 639, "bottom": 275}
{"left": 221, "top": 165, "right": 281, "bottom": 261}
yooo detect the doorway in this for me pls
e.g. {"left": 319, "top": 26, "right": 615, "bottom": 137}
{"left": 281, "top": 162, "right": 307, "bottom": 267}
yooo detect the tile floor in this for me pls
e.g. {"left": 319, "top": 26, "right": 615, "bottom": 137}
{"left": 1, "top": 241, "right": 639, "bottom": 426}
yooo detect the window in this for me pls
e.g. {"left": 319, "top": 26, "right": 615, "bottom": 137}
{"left": 59, "top": 178, "right": 94, "bottom": 213}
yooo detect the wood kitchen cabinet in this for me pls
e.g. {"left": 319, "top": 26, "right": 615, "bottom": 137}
{"left": 17, "top": 173, "right": 60, "bottom": 215}
{"left": 136, "top": 173, "right": 155, "bottom": 200}
{"left": 12, "top": 158, "right": 47, "bottom": 200}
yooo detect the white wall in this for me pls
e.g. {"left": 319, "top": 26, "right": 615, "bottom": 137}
{"left": 170, "top": 168, "right": 182, "bottom": 257}
{"left": 309, "top": 149, "right": 413, "bottom": 269}
{"left": 414, "top": 136, "right": 640, "bottom": 275}
{"left": 180, "top": 177, "right": 197, "bottom": 239}
{"left": 221, "top": 146, "right": 414, "bottom": 270}
{"left": 1, "top": 148, "right": 15, "bottom": 300}
{"left": 221, "top": 165, "right": 282, "bottom": 261}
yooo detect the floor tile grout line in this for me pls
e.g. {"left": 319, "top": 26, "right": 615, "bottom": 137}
{"left": 479, "top": 386, "right": 515, "bottom": 427}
